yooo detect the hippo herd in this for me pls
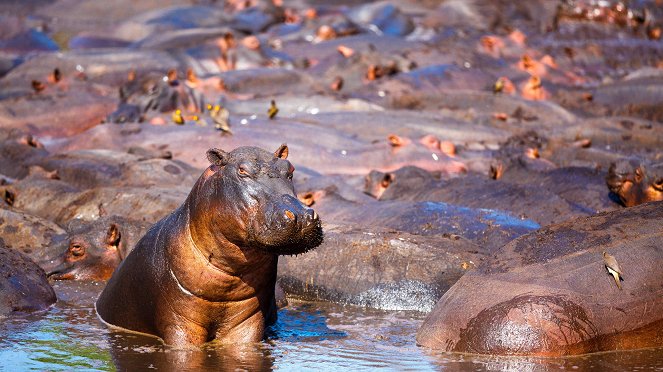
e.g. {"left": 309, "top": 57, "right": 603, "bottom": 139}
{"left": 1, "top": 0, "right": 663, "bottom": 361}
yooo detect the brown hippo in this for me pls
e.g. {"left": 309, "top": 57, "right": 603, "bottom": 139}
{"left": 0, "top": 130, "right": 49, "bottom": 179}
{"left": 96, "top": 145, "right": 323, "bottom": 346}
{"left": 606, "top": 159, "right": 663, "bottom": 207}
{"left": 416, "top": 201, "right": 663, "bottom": 357}
{"left": 0, "top": 240, "right": 56, "bottom": 315}
{"left": 43, "top": 216, "right": 150, "bottom": 281}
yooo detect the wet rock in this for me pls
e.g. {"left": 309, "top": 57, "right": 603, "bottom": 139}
{"left": 417, "top": 201, "right": 663, "bottom": 356}
{"left": 0, "top": 240, "right": 56, "bottom": 315}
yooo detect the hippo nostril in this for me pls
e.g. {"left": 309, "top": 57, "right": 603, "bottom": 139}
{"left": 284, "top": 210, "right": 295, "bottom": 221}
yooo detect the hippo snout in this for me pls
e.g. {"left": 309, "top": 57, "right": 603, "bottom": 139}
{"left": 272, "top": 194, "right": 319, "bottom": 229}
{"left": 253, "top": 194, "right": 323, "bottom": 255}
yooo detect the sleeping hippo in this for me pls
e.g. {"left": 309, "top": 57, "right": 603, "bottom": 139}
{"left": 96, "top": 144, "right": 323, "bottom": 346}
{"left": 606, "top": 159, "right": 663, "bottom": 207}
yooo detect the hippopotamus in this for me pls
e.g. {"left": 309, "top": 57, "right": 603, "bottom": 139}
{"left": 43, "top": 216, "right": 150, "bottom": 281}
{"left": 0, "top": 240, "right": 56, "bottom": 315}
{"left": 96, "top": 145, "right": 323, "bottom": 346}
{"left": 278, "top": 224, "right": 486, "bottom": 312}
{"left": 606, "top": 159, "right": 663, "bottom": 207}
{"left": 416, "top": 201, "right": 663, "bottom": 357}
{"left": 364, "top": 166, "right": 590, "bottom": 226}
{"left": 297, "top": 174, "right": 539, "bottom": 251}
{"left": 0, "top": 207, "right": 68, "bottom": 263}
{"left": 106, "top": 71, "right": 204, "bottom": 124}
{"left": 34, "top": 149, "right": 198, "bottom": 189}
{"left": 0, "top": 130, "right": 48, "bottom": 179}
{"left": 2, "top": 174, "right": 188, "bottom": 225}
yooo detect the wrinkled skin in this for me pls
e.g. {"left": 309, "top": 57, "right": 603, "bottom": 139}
{"left": 96, "top": 145, "right": 323, "bottom": 346}
{"left": 606, "top": 159, "right": 663, "bottom": 207}
{"left": 43, "top": 216, "right": 150, "bottom": 281}
{"left": 417, "top": 201, "right": 663, "bottom": 357}
{"left": 0, "top": 241, "right": 56, "bottom": 315}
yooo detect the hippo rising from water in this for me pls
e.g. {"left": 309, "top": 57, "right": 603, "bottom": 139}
{"left": 96, "top": 144, "right": 323, "bottom": 346}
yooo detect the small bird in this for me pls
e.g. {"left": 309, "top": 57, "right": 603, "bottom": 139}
{"left": 493, "top": 77, "right": 505, "bottom": 93}
{"left": 603, "top": 251, "right": 623, "bottom": 290}
{"left": 207, "top": 104, "right": 232, "bottom": 134}
{"left": 172, "top": 109, "right": 185, "bottom": 125}
{"left": 267, "top": 100, "right": 278, "bottom": 119}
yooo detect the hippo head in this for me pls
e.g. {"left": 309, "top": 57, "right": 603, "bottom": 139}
{"left": 193, "top": 144, "right": 323, "bottom": 256}
{"left": 106, "top": 72, "right": 182, "bottom": 123}
{"left": 606, "top": 160, "right": 663, "bottom": 207}
{"left": 44, "top": 223, "right": 125, "bottom": 281}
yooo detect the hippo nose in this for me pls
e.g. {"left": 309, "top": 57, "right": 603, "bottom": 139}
{"left": 278, "top": 195, "right": 319, "bottom": 227}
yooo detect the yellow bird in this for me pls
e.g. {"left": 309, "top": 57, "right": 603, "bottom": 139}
{"left": 493, "top": 77, "right": 505, "bottom": 94}
{"left": 268, "top": 100, "right": 279, "bottom": 119}
{"left": 172, "top": 109, "right": 185, "bottom": 125}
{"left": 603, "top": 251, "right": 623, "bottom": 290}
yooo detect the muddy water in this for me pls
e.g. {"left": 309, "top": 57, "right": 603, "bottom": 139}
{"left": 0, "top": 282, "right": 662, "bottom": 371}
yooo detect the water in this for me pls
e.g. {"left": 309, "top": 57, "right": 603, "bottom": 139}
{"left": 1, "top": 281, "right": 663, "bottom": 371}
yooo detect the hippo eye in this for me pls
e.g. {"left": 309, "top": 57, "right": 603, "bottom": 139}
{"left": 238, "top": 166, "right": 250, "bottom": 177}
{"left": 69, "top": 243, "right": 85, "bottom": 257}
{"left": 654, "top": 178, "right": 663, "bottom": 191}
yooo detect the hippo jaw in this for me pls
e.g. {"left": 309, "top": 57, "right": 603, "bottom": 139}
{"left": 248, "top": 194, "right": 324, "bottom": 255}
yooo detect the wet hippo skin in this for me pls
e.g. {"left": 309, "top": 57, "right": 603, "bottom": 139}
{"left": 0, "top": 240, "right": 56, "bottom": 315}
{"left": 95, "top": 145, "right": 323, "bottom": 346}
{"left": 416, "top": 201, "right": 663, "bottom": 356}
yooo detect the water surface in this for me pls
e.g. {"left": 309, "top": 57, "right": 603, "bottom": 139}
{"left": 1, "top": 282, "right": 662, "bottom": 371}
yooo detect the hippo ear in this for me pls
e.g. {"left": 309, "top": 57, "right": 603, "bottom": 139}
{"left": 206, "top": 148, "right": 229, "bottom": 166}
{"left": 274, "top": 144, "right": 289, "bottom": 159}
{"left": 106, "top": 224, "right": 121, "bottom": 248}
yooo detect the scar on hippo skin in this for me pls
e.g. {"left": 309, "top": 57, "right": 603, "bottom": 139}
{"left": 454, "top": 294, "right": 599, "bottom": 356}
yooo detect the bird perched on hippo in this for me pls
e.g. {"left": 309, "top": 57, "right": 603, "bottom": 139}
{"left": 95, "top": 144, "right": 323, "bottom": 346}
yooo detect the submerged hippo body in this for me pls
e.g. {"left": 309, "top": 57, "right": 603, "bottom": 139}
{"left": 417, "top": 201, "right": 663, "bottom": 357}
{"left": 96, "top": 145, "right": 322, "bottom": 346}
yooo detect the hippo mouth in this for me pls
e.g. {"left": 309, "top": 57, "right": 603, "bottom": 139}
{"left": 45, "top": 262, "right": 76, "bottom": 280}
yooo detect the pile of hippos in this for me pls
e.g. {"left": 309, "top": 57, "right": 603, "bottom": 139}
{"left": 1, "top": 0, "right": 663, "bottom": 358}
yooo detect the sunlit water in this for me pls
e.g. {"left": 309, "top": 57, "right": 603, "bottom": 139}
{"left": 1, "top": 282, "right": 663, "bottom": 371}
